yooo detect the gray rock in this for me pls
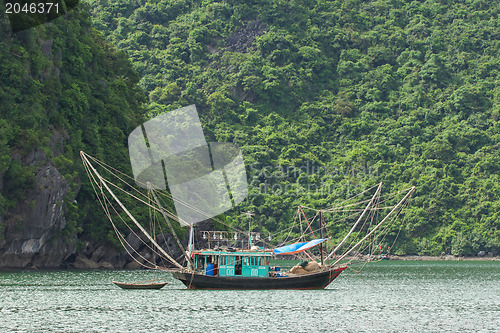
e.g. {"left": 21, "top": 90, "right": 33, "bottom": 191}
{"left": 40, "top": 39, "right": 54, "bottom": 56}
{"left": 72, "top": 255, "right": 99, "bottom": 269}
{"left": 125, "top": 232, "right": 146, "bottom": 252}
{"left": 125, "top": 260, "right": 143, "bottom": 270}
{"left": 0, "top": 144, "right": 77, "bottom": 268}
{"left": 0, "top": 252, "right": 32, "bottom": 268}
{"left": 225, "top": 21, "right": 266, "bottom": 53}
{"left": 0, "top": 139, "right": 194, "bottom": 269}
{"left": 90, "top": 245, "right": 105, "bottom": 263}
{"left": 98, "top": 261, "right": 114, "bottom": 269}
{"left": 103, "top": 246, "right": 127, "bottom": 268}
{"left": 82, "top": 241, "right": 96, "bottom": 258}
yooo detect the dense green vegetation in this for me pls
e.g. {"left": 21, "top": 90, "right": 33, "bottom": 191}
{"left": 0, "top": 4, "right": 146, "bottom": 244}
{"left": 85, "top": 0, "right": 499, "bottom": 256}
{"left": 1, "top": 0, "right": 499, "bottom": 258}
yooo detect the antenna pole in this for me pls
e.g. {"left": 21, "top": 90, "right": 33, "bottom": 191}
{"left": 241, "top": 211, "right": 254, "bottom": 249}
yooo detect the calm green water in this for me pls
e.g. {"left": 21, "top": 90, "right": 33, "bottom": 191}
{"left": 0, "top": 261, "right": 498, "bottom": 332}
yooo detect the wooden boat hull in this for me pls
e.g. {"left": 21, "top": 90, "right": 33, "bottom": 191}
{"left": 171, "top": 266, "right": 347, "bottom": 290}
{"left": 113, "top": 281, "right": 167, "bottom": 289}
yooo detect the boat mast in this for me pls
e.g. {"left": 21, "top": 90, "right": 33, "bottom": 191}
{"left": 242, "top": 210, "right": 254, "bottom": 249}
{"left": 319, "top": 210, "right": 324, "bottom": 266}
{"left": 80, "top": 152, "right": 185, "bottom": 270}
{"left": 326, "top": 182, "right": 383, "bottom": 261}
{"left": 331, "top": 186, "right": 415, "bottom": 267}
{"left": 187, "top": 224, "right": 195, "bottom": 271}
{"left": 148, "top": 185, "right": 193, "bottom": 268}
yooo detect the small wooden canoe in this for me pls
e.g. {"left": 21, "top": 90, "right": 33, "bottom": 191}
{"left": 112, "top": 281, "right": 167, "bottom": 289}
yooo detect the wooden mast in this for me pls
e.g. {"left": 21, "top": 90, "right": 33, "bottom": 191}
{"left": 319, "top": 210, "right": 324, "bottom": 266}
{"left": 331, "top": 186, "right": 415, "bottom": 267}
{"left": 148, "top": 186, "right": 193, "bottom": 269}
{"left": 187, "top": 224, "right": 195, "bottom": 271}
{"left": 325, "top": 182, "right": 383, "bottom": 261}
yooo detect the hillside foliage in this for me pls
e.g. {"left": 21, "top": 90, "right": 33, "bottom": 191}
{"left": 0, "top": 4, "right": 146, "bottom": 245}
{"left": 2, "top": 0, "right": 499, "bottom": 257}
{"left": 85, "top": 0, "right": 500, "bottom": 256}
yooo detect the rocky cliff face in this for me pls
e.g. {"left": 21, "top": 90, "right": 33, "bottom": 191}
{"left": 0, "top": 139, "right": 193, "bottom": 269}
{"left": 0, "top": 141, "right": 77, "bottom": 268}
{"left": 0, "top": 5, "right": 196, "bottom": 269}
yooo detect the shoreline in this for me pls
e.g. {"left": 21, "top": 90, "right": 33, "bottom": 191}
{"left": 341, "top": 254, "right": 500, "bottom": 261}
{"left": 388, "top": 254, "right": 500, "bottom": 261}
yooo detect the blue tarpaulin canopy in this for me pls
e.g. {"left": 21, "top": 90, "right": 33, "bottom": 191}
{"left": 272, "top": 238, "right": 328, "bottom": 255}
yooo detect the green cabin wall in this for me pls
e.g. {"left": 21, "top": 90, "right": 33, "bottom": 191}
{"left": 195, "top": 251, "right": 271, "bottom": 277}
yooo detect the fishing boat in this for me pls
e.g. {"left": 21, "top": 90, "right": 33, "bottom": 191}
{"left": 80, "top": 106, "right": 417, "bottom": 289}
{"left": 171, "top": 239, "right": 348, "bottom": 290}
{"left": 113, "top": 281, "right": 168, "bottom": 289}
{"left": 81, "top": 150, "right": 414, "bottom": 290}
{"left": 113, "top": 234, "right": 347, "bottom": 290}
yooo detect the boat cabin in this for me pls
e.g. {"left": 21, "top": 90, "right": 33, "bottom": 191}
{"left": 193, "top": 250, "right": 273, "bottom": 277}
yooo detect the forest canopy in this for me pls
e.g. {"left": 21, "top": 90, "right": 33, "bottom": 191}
{"left": 0, "top": 4, "right": 146, "bottom": 247}
{"left": 1, "top": 0, "right": 497, "bottom": 257}
{"left": 84, "top": 0, "right": 499, "bottom": 256}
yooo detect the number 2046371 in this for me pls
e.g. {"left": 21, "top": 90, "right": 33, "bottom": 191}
{"left": 5, "top": 2, "right": 60, "bottom": 14}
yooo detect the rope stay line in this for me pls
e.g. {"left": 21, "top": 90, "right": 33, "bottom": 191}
{"left": 331, "top": 186, "right": 416, "bottom": 267}
{"left": 81, "top": 151, "right": 185, "bottom": 270}
{"left": 148, "top": 186, "right": 190, "bottom": 265}
{"left": 326, "top": 182, "right": 383, "bottom": 261}
{"left": 83, "top": 160, "right": 169, "bottom": 270}
{"left": 82, "top": 151, "right": 277, "bottom": 249}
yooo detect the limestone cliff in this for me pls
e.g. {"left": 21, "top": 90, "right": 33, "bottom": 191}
{"left": 0, "top": 146, "right": 75, "bottom": 268}
{"left": 0, "top": 4, "right": 146, "bottom": 268}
